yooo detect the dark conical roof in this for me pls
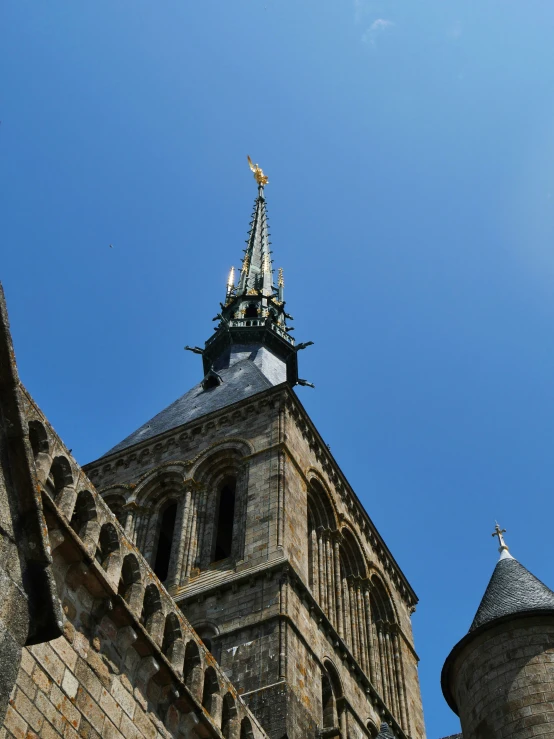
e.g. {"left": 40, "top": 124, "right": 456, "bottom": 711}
{"left": 98, "top": 351, "right": 280, "bottom": 458}
{"left": 469, "top": 551, "right": 554, "bottom": 632}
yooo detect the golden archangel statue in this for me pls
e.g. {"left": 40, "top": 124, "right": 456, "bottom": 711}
{"left": 247, "top": 155, "right": 269, "bottom": 186}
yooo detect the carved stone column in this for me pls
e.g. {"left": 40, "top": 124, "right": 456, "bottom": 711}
{"left": 384, "top": 625, "right": 398, "bottom": 718}
{"left": 333, "top": 532, "right": 344, "bottom": 638}
{"left": 317, "top": 526, "right": 326, "bottom": 610}
{"left": 184, "top": 488, "right": 199, "bottom": 577}
{"left": 349, "top": 577, "right": 359, "bottom": 662}
{"left": 356, "top": 580, "right": 368, "bottom": 675}
{"left": 310, "top": 525, "right": 318, "bottom": 593}
{"left": 378, "top": 625, "right": 389, "bottom": 706}
{"left": 325, "top": 530, "right": 335, "bottom": 623}
{"left": 363, "top": 584, "right": 376, "bottom": 685}
{"left": 120, "top": 501, "right": 137, "bottom": 542}
{"left": 342, "top": 575, "right": 352, "bottom": 647}
{"left": 166, "top": 483, "right": 191, "bottom": 590}
{"left": 392, "top": 627, "right": 409, "bottom": 731}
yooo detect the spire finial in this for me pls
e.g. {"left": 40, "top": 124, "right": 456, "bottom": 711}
{"left": 492, "top": 522, "right": 509, "bottom": 553}
{"left": 226, "top": 266, "right": 235, "bottom": 300}
{"left": 278, "top": 267, "right": 284, "bottom": 301}
{"left": 247, "top": 155, "right": 269, "bottom": 186}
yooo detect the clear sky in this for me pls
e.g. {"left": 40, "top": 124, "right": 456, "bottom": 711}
{"left": 3, "top": 2, "right": 554, "bottom": 736}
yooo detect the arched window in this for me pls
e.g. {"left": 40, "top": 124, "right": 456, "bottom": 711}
{"left": 183, "top": 640, "right": 203, "bottom": 701}
{"left": 117, "top": 553, "right": 143, "bottom": 614}
{"left": 221, "top": 693, "right": 237, "bottom": 739}
{"left": 370, "top": 576, "right": 406, "bottom": 725}
{"left": 95, "top": 523, "right": 119, "bottom": 570}
{"left": 46, "top": 456, "right": 73, "bottom": 502}
{"left": 212, "top": 479, "right": 236, "bottom": 562}
{"left": 307, "top": 481, "right": 336, "bottom": 621}
{"left": 321, "top": 661, "right": 343, "bottom": 733}
{"left": 244, "top": 303, "right": 258, "bottom": 318}
{"left": 202, "top": 667, "right": 220, "bottom": 715}
{"left": 154, "top": 501, "right": 177, "bottom": 581}
{"left": 70, "top": 489, "right": 99, "bottom": 554}
{"left": 339, "top": 530, "right": 371, "bottom": 676}
{"left": 240, "top": 718, "right": 254, "bottom": 739}
{"left": 162, "top": 613, "right": 184, "bottom": 669}
{"left": 321, "top": 671, "right": 336, "bottom": 729}
{"left": 28, "top": 420, "right": 48, "bottom": 460}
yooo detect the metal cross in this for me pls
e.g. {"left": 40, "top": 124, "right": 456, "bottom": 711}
{"left": 492, "top": 522, "right": 508, "bottom": 551}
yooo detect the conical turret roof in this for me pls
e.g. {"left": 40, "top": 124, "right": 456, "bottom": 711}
{"left": 469, "top": 550, "right": 554, "bottom": 631}
{"left": 442, "top": 540, "right": 554, "bottom": 715}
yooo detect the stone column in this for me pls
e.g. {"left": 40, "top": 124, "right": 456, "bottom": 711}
{"left": 342, "top": 576, "right": 352, "bottom": 647}
{"left": 385, "top": 626, "right": 399, "bottom": 719}
{"left": 325, "top": 531, "right": 335, "bottom": 623}
{"left": 333, "top": 533, "right": 344, "bottom": 638}
{"left": 166, "top": 485, "right": 191, "bottom": 590}
{"left": 310, "top": 526, "right": 318, "bottom": 593}
{"left": 363, "top": 585, "right": 376, "bottom": 684}
{"left": 121, "top": 502, "right": 136, "bottom": 541}
{"left": 184, "top": 490, "right": 198, "bottom": 578}
{"left": 349, "top": 578, "right": 359, "bottom": 662}
{"left": 356, "top": 581, "right": 368, "bottom": 675}
{"left": 392, "top": 629, "right": 408, "bottom": 731}
{"left": 317, "top": 527, "right": 326, "bottom": 610}
{"left": 339, "top": 708, "right": 347, "bottom": 739}
{"left": 378, "top": 626, "right": 389, "bottom": 706}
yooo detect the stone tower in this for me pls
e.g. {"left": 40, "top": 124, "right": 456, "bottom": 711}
{"left": 441, "top": 532, "right": 554, "bottom": 739}
{"left": 84, "top": 172, "right": 426, "bottom": 739}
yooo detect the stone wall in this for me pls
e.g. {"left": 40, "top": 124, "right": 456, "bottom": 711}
{"left": 81, "top": 383, "right": 426, "bottom": 739}
{"left": 448, "top": 615, "right": 554, "bottom": 739}
{"left": 0, "top": 285, "right": 63, "bottom": 726}
{"left": 3, "top": 389, "right": 268, "bottom": 739}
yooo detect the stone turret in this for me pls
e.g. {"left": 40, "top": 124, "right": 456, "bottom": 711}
{"left": 441, "top": 534, "right": 554, "bottom": 739}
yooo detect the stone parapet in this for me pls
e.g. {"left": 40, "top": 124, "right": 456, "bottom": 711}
{"left": 5, "top": 386, "right": 268, "bottom": 739}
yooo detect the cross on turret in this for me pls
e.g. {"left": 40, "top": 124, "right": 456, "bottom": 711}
{"left": 492, "top": 522, "right": 509, "bottom": 552}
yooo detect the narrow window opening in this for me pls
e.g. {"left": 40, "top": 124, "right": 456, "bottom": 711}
{"left": 321, "top": 672, "right": 336, "bottom": 729}
{"left": 154, "top": 502, "right": 177, "bottom": 581}
{"left": 213, "top": 481, "right": 236, "bottom": 561}
{"left": 29, "top": 427, "right": 41, "bottom": 459}
{"left": 244, "top": 303, "right": 258, "bottom": 318}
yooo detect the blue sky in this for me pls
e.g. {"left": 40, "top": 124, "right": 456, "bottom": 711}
{"left": 3, "top": 2, "right": 554, "bottom": 736}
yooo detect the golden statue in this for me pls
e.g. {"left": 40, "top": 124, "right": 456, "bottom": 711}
{"left": 247, "top": 155, "right": 269, "bottom": 186}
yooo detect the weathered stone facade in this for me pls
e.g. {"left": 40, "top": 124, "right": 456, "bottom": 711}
{"left": 443, "top": 614, "right": 554, "bottom": 739}
{"left": 0, "top": 285, "right": 62, "bottom": 729}
{"left": 83, "top": 380, "right": 425, "bottom": 739}
{"left": 3, "top": 385, "right": 268, "bottom": 739}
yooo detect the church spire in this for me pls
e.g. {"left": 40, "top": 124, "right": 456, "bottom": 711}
{"left": 236, "top": 182, "right": 274, "bottom": 298}
{"left": 195, "top": 158, "right": 314, "bottom": 389}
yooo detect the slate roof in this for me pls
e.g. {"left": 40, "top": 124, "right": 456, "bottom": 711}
{"left": 377, "top": 723, "right": 395, "bottom": 738}
{"left": 469, "top": 553, "right": 554, "bottom": 632}
{"left": 101, "top": 357, "right": 276, "bottom": 457}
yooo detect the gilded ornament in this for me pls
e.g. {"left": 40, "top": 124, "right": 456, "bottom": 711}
{"left": 247, "top": 155, "right": 269, "bottom": 186}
